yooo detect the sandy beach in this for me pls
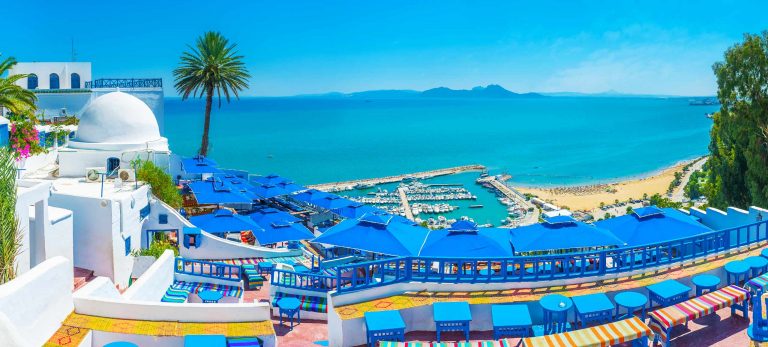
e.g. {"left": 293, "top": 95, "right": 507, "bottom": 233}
{"left": 514, "top": 160, "right": 699, "bottom": 212}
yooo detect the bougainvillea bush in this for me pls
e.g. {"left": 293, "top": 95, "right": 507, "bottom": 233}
{"left": 9, "top": 120, "right": 45, "bottom": 160}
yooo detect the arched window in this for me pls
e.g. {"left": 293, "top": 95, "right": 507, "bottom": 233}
{"left": 70, "top": 73, "right": 80, "bottom": 89}
{"left": 27, "top": 74, "right": 38, "bottom": 89}
{"left": 49, "top": 73, "right": 60, "bottom": 89}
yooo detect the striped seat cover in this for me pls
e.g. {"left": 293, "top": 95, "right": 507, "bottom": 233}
{"left": 378, "top": 341, "right": 514, "bottom": 347}
{"left": 227, "top": 337, "right": 263, "bottom": 347}
{"left": 272, "top": 292, "right": 327, "bottom": 313}
{"left": 242, "top": 265, "right": 265, "bottom": 289}
{"left": 520, "top": 316, "right": 651, "bottom": 347}
{"left": 161, "top": 280, "right": 243, "bottom": 303}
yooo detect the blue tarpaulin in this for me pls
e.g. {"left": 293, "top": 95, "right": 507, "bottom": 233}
{"left": 312, "top": 212, "right": 429, "bottom": 256}
{"left": 186, "top": 179, "right": 254, "bottom": 204}
{"left": 509, "top": 218, "right": 624, "bottom": 253}
{"left": 595, "top": 206, "right": 712, "bottom": 246}
{"left": 419, "top": 220, "right": 513, "bottom": 258}
{"left": 189, "top": 209, "right": 262, "bottom": 234}
{"left": 181, "top": 156, "right": 221, "bottom": 174}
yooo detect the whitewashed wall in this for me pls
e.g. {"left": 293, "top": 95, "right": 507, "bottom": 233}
{"left": 122, "top": 250, "right": 175, "bottom": 302}
{"left": 690, "top": 206, "right": 768, "bottom": 230}
{"left": 10, "top": 62, "right": 92, "bottom": 90}
{"left": 29, "top": 205, "right": 74, "bottom": 269}
{"left": 15, "top": 180, "right": 52, "bottom": 275}
{"left": 0, "top": 257, "right": 73, "bottom": 347}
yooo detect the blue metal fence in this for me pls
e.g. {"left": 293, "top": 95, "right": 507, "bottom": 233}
{"left": 270, "top": 219, "right": 768, "bottom": 293}
{"left": 174, "top": 257, "right": 242, "bottom": 282}
{"left": 85, "top": 78, "right": 163, "bottom": 89}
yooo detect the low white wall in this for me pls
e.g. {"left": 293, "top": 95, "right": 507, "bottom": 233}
{"left": 74, "top": 296, "right": 271, "bottom": 322}
{"left": 75, "top": 277, "right": 122, "bottom": 299}
{"left": 122, "top": 250, "right": 175, "bottom": 302}
{"left": 0, "top": 257, "right": 74, "bottom": 347}
{"left": 690, "top": 206, "right": 768, "bottom": 230}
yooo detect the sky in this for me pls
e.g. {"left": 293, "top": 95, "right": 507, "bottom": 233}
{"left": 3, "top": 0, "right": 768, "bottom": 96}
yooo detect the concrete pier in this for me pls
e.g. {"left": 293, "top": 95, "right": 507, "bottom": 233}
{"left": 308, "top": 164, "right": 486, "bottom": 192}
{"left": 477, "top": 175, "right": 539, "bottom": 226}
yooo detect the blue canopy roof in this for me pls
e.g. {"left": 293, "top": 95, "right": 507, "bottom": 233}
{"left": 419, "top": 221, "right": 513, "bottom": 258}
{"left": 250, "top": 219, "right": 315, "bottom": 245}
{"left": 543, "top": 215, "right": 577, "bottom": 225}
{"left": 633, "top": 206, "right": 665, "bottom": 218}
{"left": 189, "top": 209, "right": 262, "bottom": 234}
{"left": 251, "top": 183, "right": 289, "bottom": 199}
{"left": 509, "top": 220, "right": 624, "bottom": 253}
{"left": 292, "top": 189, "right": 332, "bottom": 204}
{"left": 314, "top": 195, "right": 355, "bottom": 210}
{"left": 595, "top": 206, "right": 712, "bottom": 246}
{"left": 335, "top": 203, "right": 381, "bottom": 219}
{"left": 186, "top": 179, "right": 254, "bottom": 204}
{"left": 181, "top": 156, "right": 222, "bottom": 174}
{"left": 275, "top": 181, "right": 306, "bottom": 194}
{"left": 248, "top": 208, "right": 301, "bottom": 224}
{"left": 312, "top": 212, "right": 429, "bottom": 256}
{"left": 251, "top": 174, "right": 288, "bottom": 186}
{"left": 217, "top": 176, "right": 263, "bottom": 200}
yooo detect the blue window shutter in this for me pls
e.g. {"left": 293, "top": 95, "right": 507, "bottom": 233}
{"left": 124, "top": 236, "right": 131, "bottom": 256}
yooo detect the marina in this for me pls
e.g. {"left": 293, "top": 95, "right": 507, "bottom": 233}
{"left": 308, "top": 164, "right": 485, "bottom": 192}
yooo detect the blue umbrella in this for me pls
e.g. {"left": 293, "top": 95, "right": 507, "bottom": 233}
{"left": 249, "top": 208, "right": 301, "bottom": 224}
{"left": 312, "top": 212, "right": 429, "bottom": 256}
{"left": 314, "top": 195, "right": 355, "bottom": 210}
{"left": 419, "top": 220, "right": 513, "bottom": 258}
{"left": 218, "top": 176, "right": 263, "bottom": 200}
{"left": 595, "top": 206, "right": 712, "bottom": 247}
{"left": 510, "top": 216, "right": 624, "bottom": 253}
{"left": 336, "top": 203, "right": 381, "bottom": 219}
{"left": 251, "top": 219, "right": 315, "bottom": 245}
{"left": 186, "top": 179, "right": 253, "bottom": 204}
{"left": 189, "top": 209, "right": 262, "bottom": 234}
{"left": 292, "top": 189, "right": 332, "bottom": 204}
{"left": 251, "top": 174, "right": 288, "bottom": 186}
{"left": 252, "top": 183, "right": 289, "bottom": 199}
{"left": 181, "top": 156, "right": 221, "bottom": 174}
{"left": 275, "top": 180, "right": 306, "bottom": 194}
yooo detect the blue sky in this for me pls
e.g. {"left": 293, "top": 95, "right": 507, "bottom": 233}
{"left": 4, "top": 1, "right": 767, "bottom": 96}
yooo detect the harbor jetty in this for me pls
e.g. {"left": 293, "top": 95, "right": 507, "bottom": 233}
{"left": 397, "top": 187, "right": 415, "bottom": 220}
{"left": 308, "top": 164, "right": 486, "bottom": 192}
{"left": 477, "top": 175, "right": 539, "bottom": 227}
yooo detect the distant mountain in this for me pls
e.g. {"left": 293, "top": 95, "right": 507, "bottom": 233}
{"left": 293, "top": 85, "right": 543, "bottom": 99}
{"left": 538, "top": 90, "right": 705, "bottom": 98}
{"left": 421, "top": 84, "right": 544, "bottom": 98}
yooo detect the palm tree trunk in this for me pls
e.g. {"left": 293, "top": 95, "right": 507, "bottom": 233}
{"left": 200, "top": 86, "right": 214, "bottom": 156}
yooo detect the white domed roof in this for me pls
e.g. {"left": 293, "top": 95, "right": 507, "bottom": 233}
{"left": 75, "top": 92, "right": 161, "bottom": 144}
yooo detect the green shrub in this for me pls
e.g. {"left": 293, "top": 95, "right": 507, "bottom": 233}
{"left": 132, "top": 238, "right": 178, "bottom": 258}
{"left": 136, "top": 160, "right": 182, "bottom": 209}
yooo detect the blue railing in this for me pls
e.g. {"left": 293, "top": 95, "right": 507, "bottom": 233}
{"left": 270, "top": 269, "right": 337, "bottom": 292}
{"left": 174, "top": 257, "right": 242, "bottom": 282}
{"left": 85, "top": 78, "right": 163, "bottom": 89}
{"left": 271, "top": 220, "right": 768, "bottom": 293}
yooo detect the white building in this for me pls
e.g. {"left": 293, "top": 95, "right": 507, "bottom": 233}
{"left": 10, "top": 62, "right": 92, "bottom": 90}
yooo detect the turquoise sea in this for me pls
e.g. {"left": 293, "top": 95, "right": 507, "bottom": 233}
{"left": 164, "top": 97, "right": 717, "bottom": 224}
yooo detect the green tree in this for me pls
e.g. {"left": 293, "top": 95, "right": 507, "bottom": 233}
{"left": 136, "top": 160, "right": 183, "bottom": 209}
{"left": 173, "top": 32, "right": 250, "bottom": 156}
{"left": 706, "top": 32, "right": 768, "bottom": 209}
{"left": 0, "top": 147, "right": 21, "bottom": 283}
{"left": 0, "top": 55, "right": 37, "bottom": 115}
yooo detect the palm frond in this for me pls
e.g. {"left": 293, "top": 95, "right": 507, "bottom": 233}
{"left": 0, "top": 147, "right": 21, "bottom": 284}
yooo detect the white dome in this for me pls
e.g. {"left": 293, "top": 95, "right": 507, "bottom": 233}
{"left": 75, "top": 92, "right": 161, "bottom": 144}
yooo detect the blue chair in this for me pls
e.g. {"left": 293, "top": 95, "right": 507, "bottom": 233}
{"left": 691, "top": 274, "right": 721, "bottom": 296}
{"left": 725, "top": 260, "right": 750, "bottom": 286}
{"left": 748, "top": 292, "right": 768, "bottom": 342}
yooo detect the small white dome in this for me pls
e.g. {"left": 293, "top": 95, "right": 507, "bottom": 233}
{"left": 75, "top": 92, "right": 161, "bottom": 144}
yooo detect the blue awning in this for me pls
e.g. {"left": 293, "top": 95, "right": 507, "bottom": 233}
{"left": 248, "top": 208, "right": 302, "bottom": 224}
{"left": 314, "top": 195, "right": 356, "bottom": 210}
{"left": 419, "top": 220, "right": 513, "bottom": 258}
{"left": 509, "top": 220, "right": 624, "bottom": 253}
{"left": 335, "top": 203, "right": 382, "bottom": 219}
{"left": 276, "top": 181, "right": 306, "bottom": 194}
{"left": 186, "top": 179, "right": 254, "bottom": 204}
{"left": 251, "top": 183, "right": 289, "bottom": 199}
{"left": 251, "top": 174, "right": 288, "bottom": 186}
{"left": 595, "top": 206, "right": 712, "bottom": 246}
{"left": 250, "top": 219, "right": 315, "bottom": 245}
{"left": 292, "top": 189, "right": 332, "bottom": 204}
{"left": 312, "top": 212, "right": 429, "bottom": 256}
{"left": 181, "top": 156, "right": 222, "bottom": 174}
{"left": 189, "top": 209, "right": 262, "bottom": 234}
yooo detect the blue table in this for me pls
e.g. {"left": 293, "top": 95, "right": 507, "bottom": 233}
{"left": 277, "top": 297, "right": 302, "bottom": 330}
{"left": 540, "top": 294, "right": 572, "bottom": 334}
{"left": 746, "top": 256, "right": 768, "bottom": 277}
{"left": 184, "top": 335, "right": 227, "bottom": 347}
{"left": 646, "top": 279, "right": 690, "bottom": 309}
{"left": 365, "top": 310, "right": 405, "bottom": 347}
{"left": 571, "top": 293, "right": 614, "bottom": 327}
{"left": 198, "top": 290, "right": 223, "bottom": 303}
{"left": 258, "top": 261, "right": 274, "bottom": 275}
{"left": 104, "top": 342, "right": 139, "bottom": 347}
{"left": 725, "top": 260, "right": 750, "bottom": 285}
{"left": 491, "top": 304, "right": 532, "bottom": 340}
{"left": 691, "top": 274, "right": 721, "bottom": 296}
{"left": 433, "top": 301, "right": 472, "bottom": 342}
{"left": 614, "top": 291, "right": 648, "bottom": 320}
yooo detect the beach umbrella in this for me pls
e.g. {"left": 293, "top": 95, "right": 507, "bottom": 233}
{"left": 595, "top": 206, "right": 712, "bottom": 247}
{"left": 250, "top": 219, "right": 315, "bottom": 245}
{"left": 189, "top": 209, "right": 262, "bottom": 234}
{"left": 509, "top": 215, "right": 625, "bottom": 254}
{"left": 312, "top": 212, "right": 429, "bottom": 256}
{"left": 418, "top": 220, "right": 513, "bottom": 258}
{"left": 336, "top": 203, "right": 381, "bottom": 219}
{"left": 251, "top": 174, "right": 288, "bottom": 186}
{"left": 186, "top": 179, "right": 254, "bottom": 204}
{"left": 249, "top": 207, "right": 302, "bottom": 224}
{"left": 181, "top": 155, "right": 221, "bottom": 175}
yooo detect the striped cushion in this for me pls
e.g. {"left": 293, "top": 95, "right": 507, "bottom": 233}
{"left": 272, "top": 292, "right": 327, "bottom": 313}
{"left": 520, "top": 317, "right": 650, "bottom": 347}
{"left": 227, "top": 337, "right": 263, "bottom": 347}
{"left": 378, "top": 342, "right": 501, "bottom": 347}
{"left": 161, "top": 287, "right": 191, "bottom": 303}
{"left": 172, "top": 280, "right": 243, "bottom": 299}
{"left": 242, "top": 265, "right": 265, "bottom": 289}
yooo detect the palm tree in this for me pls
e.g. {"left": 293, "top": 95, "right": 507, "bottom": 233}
{"left": 0, "top": 147, "right": 21, "bottom": 284}
{"left": 0, "top": 54, "right": 37, "bottom": 116}
{"left": 173, "top": 32, "right": 250, "bottom": 156}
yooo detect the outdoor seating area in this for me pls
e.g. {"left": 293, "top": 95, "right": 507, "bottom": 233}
{"left": 161, "top": 280, "right": 243, "bottom": 303}
{"left": 271, "top": 292, "right": 328, "bottom": 313}
{"left": 242, "top": 264, "right": 266, "bottom": 290}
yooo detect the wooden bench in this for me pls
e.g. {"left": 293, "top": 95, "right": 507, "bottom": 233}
{"left": 519, "top": 316, "right": 651, "bottom": 347}
{"left": 648, "top": 284, "right": 749, "bottom": 347}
